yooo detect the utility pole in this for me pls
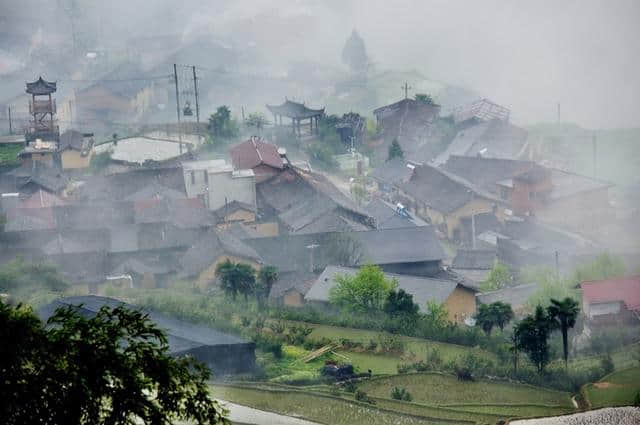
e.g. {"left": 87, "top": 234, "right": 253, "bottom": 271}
{"left": 8, "top": 107, "right": 12, "bottom": 135}
{"left": 402, "top": 82, "right": 412, "bottom": 99}
{"left": 592, "top": 134, "right": 597, "bottom": 179}
{"left": 173, "top": 64, "right": 183, "bottom": 154}
{"left": 192, "top": 65, "right": 200, "bottom": 128}
{"left": 471, "top": 213, "right": 476, "bottom": 249}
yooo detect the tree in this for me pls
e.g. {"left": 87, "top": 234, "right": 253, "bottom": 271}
{"left": 0, "top": 300, "right": 227, "bottom": 424}
{"left": 481, "top": 261, "right": 511, "bottom": 291}
{"left": 0, "top": 258, "right": 68, "bottom": 294}
{"left": 215, "top": 260, "right": 256, "bottom": 301}
{"left": 423, "top": 301, "right": 449, "bottom": 329}
{"left": 414, "top": 93, "right": 434, "bottom": 105}
{"left": 492, "top": 301, "right": 514, "bottom": 332}
{"left": 384, "top": 289, "right": 419, "bottom": 317}
{"left": 208, "top": 106, "right": 238, "bottom": 139}
{"left": 547, "top": 297, "right": 580, "bottom": 369}
{"left": 570, "top": 251, "right": 626, "bottom": 285}
{"left": 245, "top": 113, "right": 269, "bottom": 136}
{"left": 341, "top": 30, "right": 368, "bottom": 74}
{"left": 387, "top": 139, "right": 404, "bottom": 161}
{"left": 475, "top": 304, "right": 495, "bottom": 336}
{"left": 329, "top": 264, "right": 397, "bottom": 312}
{"left": 256, "top": 265, "right": 278, "bottom": 309}
{"left": 514, "top": 305, "right": 553, "bottom": 373}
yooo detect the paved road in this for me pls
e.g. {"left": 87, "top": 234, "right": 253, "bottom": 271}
{"left": 218, "top": 400, "right": 321, "bottom": 425}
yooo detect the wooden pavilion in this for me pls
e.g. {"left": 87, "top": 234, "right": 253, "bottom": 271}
{"left": 266, "top": 99, "right": 324, "bottom": 136}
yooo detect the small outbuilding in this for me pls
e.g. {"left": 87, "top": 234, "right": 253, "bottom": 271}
{"left": 38, "top": 295, "right": 256, "bottom": 375}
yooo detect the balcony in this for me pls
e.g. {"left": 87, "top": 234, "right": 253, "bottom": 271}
{"left": 29, "top": 99, "right": 56, "bottom": 115}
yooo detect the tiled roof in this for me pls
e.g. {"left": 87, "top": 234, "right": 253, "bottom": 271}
{"left": 452, "top": 249, "right": 496, "bottom": 270}
{"left": 266, "top": 100, "right": 324, "bottom": 119}
{"left": 476, "top": 282, "right": 540, "bottom": 308}
{"left": 230, "top": 137, "right": 284, "bottom": 170}
{"left": 370, "top": 157, "right": 415, "bottom": 186}
{"left": 364, "top": 198, "right": 427, "bottom": 229}
{"left": 580, "top": 276, "right": 640, "bottom": 311}
{"left": 179, "top": 230, "right": 262, "bottom": 278}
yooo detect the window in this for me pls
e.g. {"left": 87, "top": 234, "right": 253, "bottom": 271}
{"left": 190, "top": 171, "right": 195, "bottom": 185}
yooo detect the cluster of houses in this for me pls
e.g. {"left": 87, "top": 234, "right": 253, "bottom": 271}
{"left": 1, "top": 76, "right": 639, "bottom": 337}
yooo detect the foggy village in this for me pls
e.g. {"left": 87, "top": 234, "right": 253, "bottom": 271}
{"left": 1, "top": 1, "right": 639, "bottom": 424}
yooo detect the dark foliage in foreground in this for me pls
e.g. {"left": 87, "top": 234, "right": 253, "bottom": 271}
{"left": 0, "top": 300, "right": 227, "bottom": 425}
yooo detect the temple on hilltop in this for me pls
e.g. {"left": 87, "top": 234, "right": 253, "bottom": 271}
{"left": 267, "top": 99, "right": 324, "bottom": 136}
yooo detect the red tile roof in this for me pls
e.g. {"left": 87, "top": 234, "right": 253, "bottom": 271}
{"left": 230, "top": 137, "right": 284, "bottom": 171}
{"left": 580, "top": 276, "right": 640, "bottom": 311}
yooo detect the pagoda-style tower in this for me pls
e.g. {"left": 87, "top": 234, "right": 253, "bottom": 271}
{"left": 25, "top": 76, "right": 59, "bottom": 143}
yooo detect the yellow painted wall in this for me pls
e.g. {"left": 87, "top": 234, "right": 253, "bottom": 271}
{"left": 61, "top": 149, "right": 93, "bottom": 169}
{"left": 410, "top": 197, "right": 495, "bottom": 240}
{"left": 283, "top": 290, "right": 305, "bottom": 307}
{"left": 444, "top": 286, "right": 477, "bottom": 324}
{"left": 23, "top": 153, "right": 54, "bottom": 167}
{"left": 196, "top": 255, "right": 261, "bottom": 289}
{"left": 226, "top": 209, "right": 256, "bottom": 223}
{"left": 250, "top": 221, "right": 279, "bottom": 237}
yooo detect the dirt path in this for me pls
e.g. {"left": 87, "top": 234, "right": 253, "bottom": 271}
{"left": 218, "top": 400, "right": 321, "bottom": 425}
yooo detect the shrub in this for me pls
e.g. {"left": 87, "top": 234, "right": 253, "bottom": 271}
{"left": 286, "top": 325, "right": 313, "bottom": 345}
{"left": 342, "top": 381, "right": 357, "bottom": 393}
{"left": 355, "top": 389, "right": 375, "bottom": 404}
{"left": 634, "top": 391, "right": 640, "bottom": 407}
{"left": 366, "top": 339, "right": 378, "bottom": 352}
{"left": 600, "top": 354, "right": 615, "bottom": 375}
{"left": 240, "top": 316, "right": 252, "bottom": 327}
{"left": 391, "top": 387, "right": 412, "bottom": 402}
{"left": 397, "top": 363, "right": 412, "bottom": 374}
{"left": 268, "top": 320, "right": 286, "bottom": 334}
{"left": 253, "top": 334, "right": 284, "bottom": 358}
{"left": 456, "top": 368, "right": 474, "bottom": 381}
{"left": 426, "top": 347, "right": 443, "bottom": 370}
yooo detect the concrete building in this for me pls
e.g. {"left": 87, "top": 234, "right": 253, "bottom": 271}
{"left": 182, "top": 160, "right": 256, "bottom": 211}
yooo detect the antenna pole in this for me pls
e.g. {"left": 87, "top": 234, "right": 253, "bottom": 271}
{"left": 402, "top": 82, "right": 412, "bottom": 99}
{"left": 8, "top": 107, "right": 12, "bottom": 135}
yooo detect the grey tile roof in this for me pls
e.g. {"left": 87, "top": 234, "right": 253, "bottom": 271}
{"left": 247, "top": 226, "right": 445, "bottom": 273}
{"left": 400, "top": 164, "right": 476, "bottom": 214}
{"left": 364, "top": 198, "right": 427, "bottom": 229}
{"left": 452, "top": 249, "right": 496, "bottom": 270}
{"left": 304, "top": 265, "right": 458, "bottom": 312}
{"left": 41, "top": 232, "right": 107, "bottom": 255}
{"left": 38, "top": 295, "right": 250, "bottom": 351}
{"left": 225, "top": 222, "right": 261, "bottom": 240}
{"left": 476, "top": 282, "right": 540, "bottom": 309}
{"left": 124, "top": 182, "right": 186, "bottom": 202}
{"left": 268, "top": 271, "right": 317, "bottom": 299}
{"left": 370, "top": 158, "right": 414, "bottom": 186}
{"left": 179, "top": 230, "right": 262, "bottom": 278}
{"left": 6, "top": 162, "right": 70, "bottom": 194}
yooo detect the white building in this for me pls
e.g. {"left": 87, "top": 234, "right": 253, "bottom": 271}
{"left": 182, "top": 160, "right": 256, "bottom": 211}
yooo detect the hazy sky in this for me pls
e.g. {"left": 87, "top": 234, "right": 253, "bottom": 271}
{"left": 3, "top": 0, "right": 638, "bottom": 128}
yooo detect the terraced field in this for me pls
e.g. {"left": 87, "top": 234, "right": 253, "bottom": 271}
{"left": 358, "top": 372, "right": 574, "bottom": 407}
{"left": 584, "top": 367, "right": 640, "bottom": 408}
{"left": 210, "top": 385, "right": 464, "bottom": 425}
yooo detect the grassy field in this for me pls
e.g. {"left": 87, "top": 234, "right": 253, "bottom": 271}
{"left": 289, "top": 321, "right": 495, "bottom": 362}
{"left": 210, "top": 385, "right": 462, "bottom": 425}
{"left": 584, "top": 367, "right": 640, "bottom": 408}
{"left": 440, "top": 404, "right": 574, "bottom": 418}
{"left": 358, "top": 372, "right": 574, "bottom": 407}
{"left": 563, "top": 343, "right": 640, "bottom": 372}
{"left": 0, "top": 144, "right": 21, "bottom": 167}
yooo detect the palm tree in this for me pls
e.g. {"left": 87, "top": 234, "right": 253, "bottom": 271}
{"left": 215, "top": 260, "right": 256, "bottom": 301}
{"left": 256, "top": 265, "right": 278, "bottom": 309}
{"left": 547, "top": 297, "right": 580, "bottom": 368}
{"left": 475, "top": 304, "right": 495, "bottom": 336}
{"left": 492, "top": 302, "right": 515, "bottom": 332}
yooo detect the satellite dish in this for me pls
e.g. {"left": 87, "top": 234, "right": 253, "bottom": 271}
{"left": 277, "top": 147, "right": 287, "bottom": 157}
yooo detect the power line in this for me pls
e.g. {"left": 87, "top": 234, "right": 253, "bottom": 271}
{"left": 55, "top": 75, "right": 172, "bottom": 83}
